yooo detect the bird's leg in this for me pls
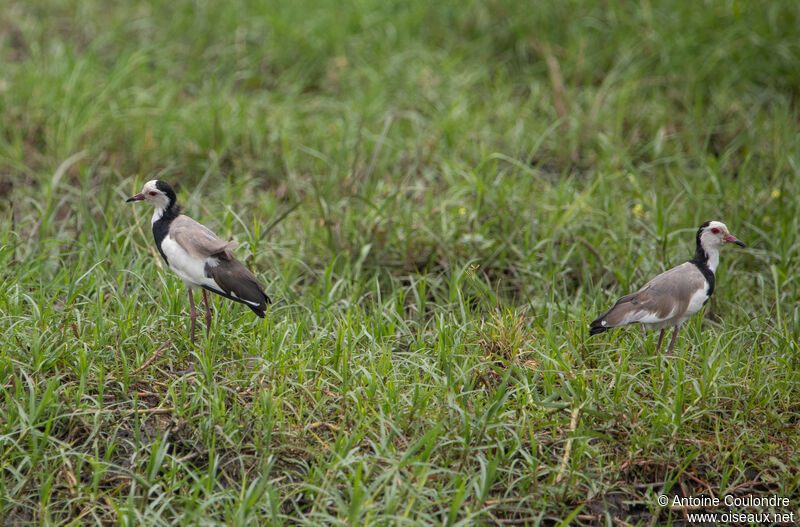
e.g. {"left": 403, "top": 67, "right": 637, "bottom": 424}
{"left": 202, "top": 288, "right": 213, "bottom": 337}
{"left": 170, "top": 288, "right": 199, "bottom": 375}
{"left": 665, "top": 326, "right": 680, "bottom": 355}
{"left": 188, "top": 287, "right": 197, "bottom": 345}
{"left": 655, "top": 329, "right": 666, "bottom": 354}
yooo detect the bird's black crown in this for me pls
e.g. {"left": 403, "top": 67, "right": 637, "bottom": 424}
{"left": 154, "top": 180, "right": 177, "bottom": 205}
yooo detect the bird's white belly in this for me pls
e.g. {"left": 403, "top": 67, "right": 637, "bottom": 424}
{"left": 642, "top": 319, "right": 680, "bottom": 331}
{"left": 684, "top": 286, "right": 710, "bottom": 317}
{"left": 161, "top": 236, "right": 220, "bottom": 289}
{"left": 623, "top": 309, "right": 675, "bottom": 326}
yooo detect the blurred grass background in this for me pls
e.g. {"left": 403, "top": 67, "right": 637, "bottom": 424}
{"left": 1, "top": 0, "right": 799, "bottom": 524}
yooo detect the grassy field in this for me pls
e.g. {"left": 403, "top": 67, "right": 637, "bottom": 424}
{"left": 2, "top": 0, "right": 800, "bottom": 524}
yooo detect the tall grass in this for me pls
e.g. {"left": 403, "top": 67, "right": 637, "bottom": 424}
{"left": 1, "top": 0, "right": 799, "bottom": 524}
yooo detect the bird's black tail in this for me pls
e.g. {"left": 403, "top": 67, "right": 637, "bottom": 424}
{"left": 247, "top": 291, "right": 271, "bottom": 318}
{"left": 589, "top": 324, "right": 609, "bottom": 336}
{"left": 589, "top": 316, "right": 610, "bottom": 336}
{"left": 202, "top": 285, "right": 271, "bottom": 318}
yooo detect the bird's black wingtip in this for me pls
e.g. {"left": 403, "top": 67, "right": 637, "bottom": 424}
{"left": 588, "top": 317, "right": 610, "bottom": 336}
{"left": 250, "top": 294, "right": 271, "bottom": 317}
{"left": 589, "top": 325, "right": 608, "bottom": 336}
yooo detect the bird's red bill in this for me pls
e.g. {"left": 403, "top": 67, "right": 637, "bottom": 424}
{"left": 723, "top": 233, "right": 745, "bottom": 246}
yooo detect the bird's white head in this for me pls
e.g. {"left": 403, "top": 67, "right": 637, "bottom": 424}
{"left": 126, "top": 180, "right": 179, "bottom": 223}
{"left": 694, "top": 220, "right": 745, "bottom": 273}
{"left": 126, "top": 180, "right": 177, "bottom": 210}
{"left": 698, "top": 220, "right": 745, "bottom": 250}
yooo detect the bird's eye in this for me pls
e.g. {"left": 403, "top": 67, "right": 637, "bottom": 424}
{"left": 149, "top": 191, "right": 158, "bottom": 196}
{"left": 711, "top": 228, "right": 720, "bottom": 234}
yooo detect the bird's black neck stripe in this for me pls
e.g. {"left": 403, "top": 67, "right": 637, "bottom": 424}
{"left": 689, "top": 228, "right": 715, "bottom": 297}
{"left": 152, "top": 202, "right": 181, "bottom": 263}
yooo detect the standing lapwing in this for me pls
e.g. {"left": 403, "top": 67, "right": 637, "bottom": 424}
{"left": 589, "top": 221, "right": 744, "bottom": 355}
{"left": 127, "top": 180, "right": 270, "bottom": 358}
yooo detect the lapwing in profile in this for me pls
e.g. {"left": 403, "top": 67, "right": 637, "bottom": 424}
{"left": 127, "top": 180, "right": 270, "bottom": 368}
{"left": 589, "top": 221, "right": 744, "bottom": 355}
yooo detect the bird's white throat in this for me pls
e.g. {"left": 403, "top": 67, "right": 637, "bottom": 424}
{"left": 705, "top": 246, "right": 720, "bottom": 273}
{"left": 151, "top": 206, "right": 168, "bottom": 225}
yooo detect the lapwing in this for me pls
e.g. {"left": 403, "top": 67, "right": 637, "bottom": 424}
{"left": 589, "top": 220, "right": 744, "bottom": 355}
{"left": 127, "top": 180, "right": 270, "bottom": 358}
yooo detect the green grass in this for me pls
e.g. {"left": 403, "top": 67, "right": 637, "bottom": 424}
{"left": 2, "top": 0, "right": 799, "bottom": 524}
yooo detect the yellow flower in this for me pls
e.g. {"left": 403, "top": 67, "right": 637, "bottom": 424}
{"left": 458, "top": 207, "right": 467, "bottom": 216}
{"left": 632, "top": 204, "right": 644, "bottom": 218}
{"left": 771, "top": 189, "right": 781, "bottom": 199}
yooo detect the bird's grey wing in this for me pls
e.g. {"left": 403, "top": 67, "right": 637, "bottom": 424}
{"left": 594, "top": 263, "right": 707, "bottom": 327}
{"left": 169, "top": 215, "right": 238, "bottom": 259}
